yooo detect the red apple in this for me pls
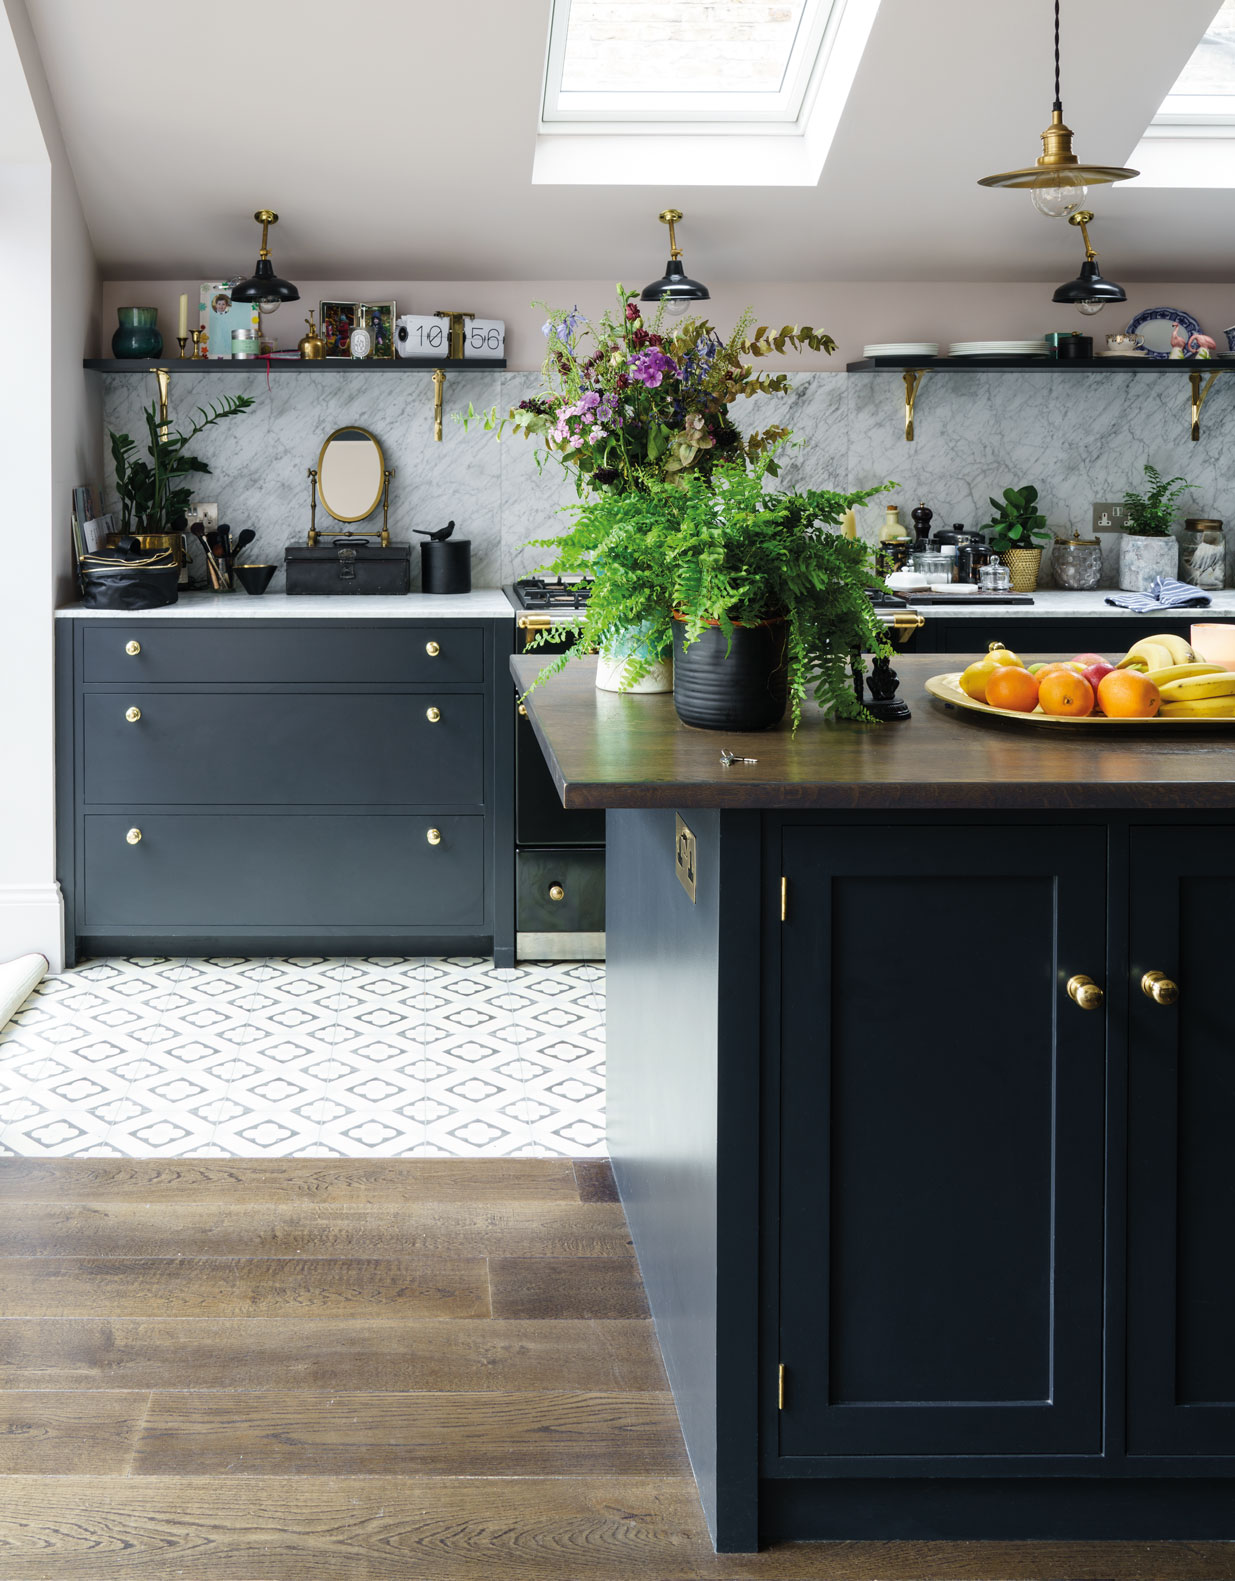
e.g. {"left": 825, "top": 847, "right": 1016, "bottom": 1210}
{"left": 1072, "top": 652, "right": 1108, "bottom": 669}
{"left": 1081, "top": 660, "right": 1115, "bottom": 702}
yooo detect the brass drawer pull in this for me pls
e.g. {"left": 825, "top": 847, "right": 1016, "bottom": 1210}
{"left": 517, "top": 614, "right": 556, "bottom": 631}
{"left": 1142, "top": 970, "right": 1179, "bottom": 1006}
{"left": 426, "top": 827, "right": 441, "bottom": 846}
{"left": 548, "top": 883, "right": 566, "bottom": 902}
{"left": 125, "top": 707, "right": 142, "bottom": 723}
{"left": 425, "top": 641, "right": 440, "bottom": 657}
{"left": 426, "top": 706, "right": 441, "bottom": 723}
{"left": 1066, "top": 974, "right": 1103, "bottom": 1011}
{"left": 126, "top": 828, "right": 142, "bottom": 845}
{"left": 125, "top": 640, "right": 141, "bottom": 656}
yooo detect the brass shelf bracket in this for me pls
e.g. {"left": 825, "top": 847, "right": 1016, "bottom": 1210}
{"left": 1189, "top": 367, "right": 1224, "bottom": 442}
{"left": 432, "top": 368, "right": 446, "bottom": 442}
{"left": 903, "top": 368, "right": 926, "bottom": 442}
{"left": 153, "top": 366, "right": 171, "bottom": 441}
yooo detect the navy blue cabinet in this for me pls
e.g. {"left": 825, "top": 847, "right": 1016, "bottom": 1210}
{"left": 57, "top": 617, "right": 514, "bottom": 964}
{"left": 778, "top": 826, "right": 1107, "bottom": 1460}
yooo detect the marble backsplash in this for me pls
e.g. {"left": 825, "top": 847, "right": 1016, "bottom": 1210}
{"left": 101, "top": 366, "right": 1235, "bottom": 592}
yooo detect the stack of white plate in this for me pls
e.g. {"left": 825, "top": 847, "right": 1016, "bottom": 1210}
{"left": 948, "top": 339, "right": 1047, "bottom": 357}
{"left": 863, "top": 341, "right": 939, "bottom": 357}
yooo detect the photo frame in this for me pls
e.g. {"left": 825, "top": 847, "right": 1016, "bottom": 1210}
{"left": 319, "top": 300, "right": 397, "bottom": 360}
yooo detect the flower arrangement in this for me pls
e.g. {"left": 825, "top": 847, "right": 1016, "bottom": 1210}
{"left": 525, "top": 461, "right": 895, "bottom": 730}
{"left": 466, "top": 287, "right": 837, "bottom": 494}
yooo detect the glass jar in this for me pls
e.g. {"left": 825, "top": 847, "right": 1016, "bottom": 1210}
{"left": 911, "top": 550, "right": 952, "bottom": 585}
{"left": 1050, "top": 527, "right": 1103, "bottom": 590}
{"left": 1180, "top": 518, "right": 1226, "bottom": 590}
{"left": 979, "top": 561, "right": 1012, "bottom": 592}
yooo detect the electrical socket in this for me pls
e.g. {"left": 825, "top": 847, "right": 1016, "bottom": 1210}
{"left": 186, "top": 502, "right": 218, "bottom": 532}
{"left": 1092, "top": 501, "right": 1125, "bottom": 533}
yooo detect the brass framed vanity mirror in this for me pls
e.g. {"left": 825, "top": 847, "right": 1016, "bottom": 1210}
{"left": 307, "top": 426, "right": 393, "bottom": 546}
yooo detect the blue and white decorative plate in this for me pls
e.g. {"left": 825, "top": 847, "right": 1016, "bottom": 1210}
{"left": 1125, "top": 306, "right": 1203, "bottom": 359}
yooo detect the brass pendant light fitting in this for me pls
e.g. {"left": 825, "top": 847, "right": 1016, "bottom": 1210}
{"left": 977, "top": 0, "right": 1138, "bottom": 215}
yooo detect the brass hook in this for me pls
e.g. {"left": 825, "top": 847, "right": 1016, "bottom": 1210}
{"left": 1190, "top": 368, "right": 1223, "bottom": 442}
{"left": 903, "top": 368, "right": 926, "bottom": 442}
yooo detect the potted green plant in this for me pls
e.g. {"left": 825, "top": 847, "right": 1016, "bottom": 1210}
{"left": 983, "top": 485, "right": 1052, "bottom": 591}
{"left": 463, "top": 288, "right": 838, "bottom": 693}
{"left": 110, "top": 393, "right": 254, "bottom": 536}
{"left": 1119, "top": 463, "right": 1193, "bottom": 592}
{"left": 525, "top": 462, "right": 894, "bottom": 732}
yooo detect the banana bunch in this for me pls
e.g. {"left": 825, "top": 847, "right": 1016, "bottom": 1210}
{"left": 1158, "top": 669, "right": 1235, "bottom": 717}
{"left": 1116, "top": 633, "right": 1196, "bottom": 673}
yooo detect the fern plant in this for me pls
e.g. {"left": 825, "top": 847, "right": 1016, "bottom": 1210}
{"left": 110, "top": 394, "right": 255, "bottom": 534}
{"left": 1121, "top": 463, "right": 1194, "bottom": 537}
{"left": 525, "top": 461, "right": 895, "bottom": 729}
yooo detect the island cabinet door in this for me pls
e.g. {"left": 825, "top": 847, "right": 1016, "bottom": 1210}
{"left": 1127, "top": 829, "right": 1235, "bottom": 1458}
{"left": 777, "top": 826, "right": 1108, "bottom": 1460}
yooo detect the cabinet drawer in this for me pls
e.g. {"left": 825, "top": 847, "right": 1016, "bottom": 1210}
{"left": 82, "top": 693, "right": 484, "bottom": 807}
{"left": 81, "top": 624, "right": 485, "bottom": 685}
{"left": 82, "top": 813, "right": 484, "bottom": 930}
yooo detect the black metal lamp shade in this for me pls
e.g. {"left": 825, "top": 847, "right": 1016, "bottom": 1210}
{"left": 640, "top": 257, "right": 710, "bottom": 304}
{"left": 231, "top": 257, "right": 300, "bottom": 304}
{"left": 1052, "top": 258, "right": 1125, "bottom": 306}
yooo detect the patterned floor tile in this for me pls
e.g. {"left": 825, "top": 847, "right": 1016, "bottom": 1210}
{"left": 0, "top": 956, "right": 606, "bottom": 1159}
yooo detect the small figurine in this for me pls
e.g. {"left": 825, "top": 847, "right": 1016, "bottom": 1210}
{"left": 414, "top": 519, "right": 456, "bottom": 542}
{"left": 1169, "top": 322, "right": 1190, "bottom": 360}
{"left": 856, "top": 652, "right": 912, "bottom": 722}
{"left": 1187, "top": 332, "right": 1217, "bottom": 360}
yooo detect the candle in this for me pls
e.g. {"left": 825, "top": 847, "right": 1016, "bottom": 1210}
{"left": 178, "top": 292, "right": 188, "bottom": 339}
{"left": 1191, "top": 623, "right": 1235, "bottom": 669}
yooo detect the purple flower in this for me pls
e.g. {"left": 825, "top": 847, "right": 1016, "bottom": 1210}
{"left": 629, "top": 348, "right": 679, "bottom": 388}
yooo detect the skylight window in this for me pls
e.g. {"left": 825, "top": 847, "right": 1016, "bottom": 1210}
{"left": 534, "top": 0, "right": 881, "bottom": 185}
{"left": 1153, "top": 0, "right": 1235, "bottom": 124}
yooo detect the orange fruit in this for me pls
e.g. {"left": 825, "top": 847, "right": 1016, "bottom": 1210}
{"left": 1039, "top": 670, "right": 1095, "bottom": 717}
{"left": 1097, "top": 669, "right": 1161, "bottom": 718}
{"left": 1033, "top": 661, "right": 1085, "bottom": 680}
{"left": 985, "top": 666, "right": 1040, "bottom": 713}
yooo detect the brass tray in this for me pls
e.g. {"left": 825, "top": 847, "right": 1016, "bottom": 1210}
{"left": 926, "top": 671, "right": 1235, "bottom": 728}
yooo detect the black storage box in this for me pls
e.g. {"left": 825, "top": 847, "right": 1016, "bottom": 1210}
{"left": 285, "top": 540, "right": 411, "bottom": 595}
{"left": 420, "top": 537, "right": 472, "bottom": 595}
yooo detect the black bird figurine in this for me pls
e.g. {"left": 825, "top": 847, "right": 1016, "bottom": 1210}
{"left": 415, "top": 519, "right": 456, "bottom": 542}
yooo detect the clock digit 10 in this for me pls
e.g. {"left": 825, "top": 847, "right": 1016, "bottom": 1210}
{"left": 395, "top": 314, "right": 449, "bottom": 361}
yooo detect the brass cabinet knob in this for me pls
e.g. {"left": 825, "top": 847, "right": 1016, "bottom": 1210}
{"left": 425, "top": 641, "right": 440, "bottom": 657}
{"left": 426, "top": 827, "right": 441, "bottom": 846}
{"left": 426, "top": 706, "right": 441, "bottom": 723}
{"left": 125, "top": 706, "right": 142, "bottom": 723}
{"left": 126, "top": 828, "right": 142, "bottom": 845}
{"left": 548, "top": 883, "right": 566, "bottom": 902}
{"left": 1142, "top": 970, "right": 1180, "bottom": 1006}
{"left": 1066, "top": 974, "right": 1104, "bottom": 1011}
{"left": 517, "top": 703, "right": 527, "bottom": 716}
{"left": 125, "top": 640, "right": 141, "bottom": 656}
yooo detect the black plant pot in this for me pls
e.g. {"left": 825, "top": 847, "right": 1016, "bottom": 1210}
{"left": 672, "top": 616, "right": 788, "bottom": 732}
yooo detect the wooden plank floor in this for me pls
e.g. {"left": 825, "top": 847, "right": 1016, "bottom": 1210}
{"left": 0, "top": 1157, "right": 1230, "bottom": 1580}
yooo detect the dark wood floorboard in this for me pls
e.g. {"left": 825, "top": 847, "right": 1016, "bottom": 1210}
{"left": 489, "top": 1255, "right": 650, "bottom": 1319}
{"left": 573, "top": 1158, "right": 620, "bottom": 1202}
{"left": 0, "top": 1316, "right": 668, "bottom": 1392}
{"left": 0, "top": 1159, "right": 1229, "bottom": 1581}
{"left": 0, "top": 1200, "right": 634, "bottom": 1259}
{"left": 0, "top": 1256, "right": 491, "bottom": 1319}
{"left": 131, "top": 1389, "right": 688, "bottom": 1476}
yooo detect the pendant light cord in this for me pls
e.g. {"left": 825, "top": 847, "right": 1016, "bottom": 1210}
{"left": 1053, "top": 0, "right": 1062, "bottom": 111}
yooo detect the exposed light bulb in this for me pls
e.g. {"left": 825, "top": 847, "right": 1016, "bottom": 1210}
{"left": 1076, "top": 299, "right": 1107, "bottom": 316}
{"left": 1031, "top": 179, "right": 1088, "bottom": 218}
{"left": 662, "top": 298, "right": 693, "bottom": 319}
{"left": 258, "top": 297, "right": 282, "bottom": 316}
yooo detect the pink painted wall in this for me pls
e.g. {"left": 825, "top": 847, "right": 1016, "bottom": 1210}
{"left": 101, "top": 279, "right": 1235, "bottom": 371}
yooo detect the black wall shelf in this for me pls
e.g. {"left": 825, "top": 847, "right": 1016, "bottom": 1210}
{"left": 846, "top": 356, "right": 1232, "bottom": 372}
{"left": 84, "top": 357, "right": 506, "bottom": 373}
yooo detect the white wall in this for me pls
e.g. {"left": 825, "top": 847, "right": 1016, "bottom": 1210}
{"left": 0, "top": 0, "right": 100, "bottom": 970}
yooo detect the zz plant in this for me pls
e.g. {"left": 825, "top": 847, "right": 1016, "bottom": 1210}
{"left": 110, "top": 393, "right": 254, "bottom": 534}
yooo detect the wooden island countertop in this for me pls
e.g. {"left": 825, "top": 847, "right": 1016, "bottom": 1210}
{"left": 511, "top": 652, "right": 1235, "bottom": 812}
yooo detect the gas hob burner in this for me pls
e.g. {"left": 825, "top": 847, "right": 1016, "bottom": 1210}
{"left": 514, "top": 576, "right": 593, "bottom": 611}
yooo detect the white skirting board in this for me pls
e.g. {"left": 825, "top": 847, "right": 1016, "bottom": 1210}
{"left": 0, "top": 953, "right": 48, "bottom": 1033}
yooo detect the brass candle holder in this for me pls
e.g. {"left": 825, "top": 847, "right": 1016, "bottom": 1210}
{"left": 177, "top": 335, "right": 188, "bottom": 359}
{"left": 190, "top": 327, "right": 206, "bottom": 360}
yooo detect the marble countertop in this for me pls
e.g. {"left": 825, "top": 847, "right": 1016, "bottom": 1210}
{"left": 903, "top": 589, "right": 1235, "bottom": 620}
{"left": 56, "top": 590, "right": 515, "bottom": 620}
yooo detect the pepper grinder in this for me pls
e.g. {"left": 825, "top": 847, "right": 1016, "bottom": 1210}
{"left": 911, "top": 501, "right": 934, "bottom": 551}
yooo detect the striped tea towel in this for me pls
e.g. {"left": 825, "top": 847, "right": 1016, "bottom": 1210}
{"left": 1105, "top": 575, "right": 1212, "bottom": 612}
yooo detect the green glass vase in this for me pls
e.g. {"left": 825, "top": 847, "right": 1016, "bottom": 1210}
{"left": 112, "top": 306, "right": 163, "bottom": 359}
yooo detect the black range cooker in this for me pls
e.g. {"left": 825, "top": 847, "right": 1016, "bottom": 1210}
{"left": 508, "top": 578, "right": 605, "bottom": 960}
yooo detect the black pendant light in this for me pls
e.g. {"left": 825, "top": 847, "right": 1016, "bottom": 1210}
{"left": 1051, "top": 210, "right": 1126, "bottom": 315}
{"left": 640, "top": 209, "right": 709, "bottom": 317}
{"left": 978, "top": 0, "right": 1137, "bottom": 216}
{"left": 231, "top": 210, "right": 300, "bottom": 306}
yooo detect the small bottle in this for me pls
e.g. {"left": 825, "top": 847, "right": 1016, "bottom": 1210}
{"left": 842, "top": 508, "right": 858, "bottom": 540}
{"left": 880, "top": 504, "right": 908, "bottom": 542}
{"left": 350, "top": 305, "right": 374, "bottom": 361}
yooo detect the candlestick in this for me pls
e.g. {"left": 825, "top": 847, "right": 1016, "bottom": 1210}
{"left": 176, "top": 336, "right": 188, "bottom": 359}
{"left": 190, "top": 327, "right": 206, "bottom": 360}
{"left": 178, "top": 291, "right": 188, "bottom": 340}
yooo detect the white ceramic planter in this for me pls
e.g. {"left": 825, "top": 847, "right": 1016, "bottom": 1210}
{"left": 1119, "top": 534, "right": 1179, "bottom": 593}
{"left": 595, "top": 621, "right": 673, "bottom": 693}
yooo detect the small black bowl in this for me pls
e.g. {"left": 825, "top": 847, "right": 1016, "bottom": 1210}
{"left": 235, "top": 563, "right": 276, "bottom": 595}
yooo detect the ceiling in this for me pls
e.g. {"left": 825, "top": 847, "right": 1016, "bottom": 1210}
{"left": 21, "top": 0, "right": 1232, "bottom": 282}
